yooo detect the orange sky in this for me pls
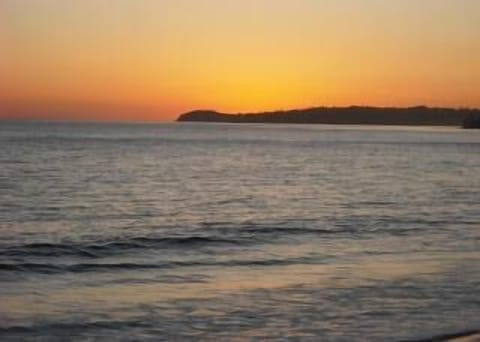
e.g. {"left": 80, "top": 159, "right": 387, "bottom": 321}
{"left": 1, "top": 0, "right": 479, "bottom": 121}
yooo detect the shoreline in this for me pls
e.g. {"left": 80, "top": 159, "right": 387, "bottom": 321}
{"left": 401, "top": 330, "right": 480, "bottom": 342}
{"left": 177, "top": 106, "right": 480, "bottom": 128}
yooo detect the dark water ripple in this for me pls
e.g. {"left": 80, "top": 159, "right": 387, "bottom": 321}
{"left": 1, "top": 236, "right": 243, "bottom": 258}
{"left": 0, "top": 256, "right": 325, "bottom": 275}
{"left": 0, "top": 223, "right": 451, "bottom": 261}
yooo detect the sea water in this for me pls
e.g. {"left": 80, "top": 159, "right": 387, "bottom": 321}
{"left": 1, "top": 121, "right": 479, "bottom": 340}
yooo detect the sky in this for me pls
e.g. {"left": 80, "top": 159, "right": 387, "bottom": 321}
{"left": 1, "top": 0, "right": 479, "bottom": 121}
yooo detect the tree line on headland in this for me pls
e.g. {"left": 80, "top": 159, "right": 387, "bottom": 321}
{"left": 177, "top": 106, "right": 480, "bottom": 128}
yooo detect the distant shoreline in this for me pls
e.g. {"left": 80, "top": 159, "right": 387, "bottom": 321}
{"left": 177, "top": 106, "right": 480, "bottom": 128}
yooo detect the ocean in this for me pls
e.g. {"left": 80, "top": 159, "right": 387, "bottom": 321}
{"left": 0, "top": 121, "right": 479, "bottom": 341}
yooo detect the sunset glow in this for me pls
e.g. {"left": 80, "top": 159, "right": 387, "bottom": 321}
{"left": 1, "top": 0, "right": 479, "bottom": 121}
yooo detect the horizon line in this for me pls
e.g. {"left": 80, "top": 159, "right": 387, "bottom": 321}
{"left": 2, "top": 104, "right": 480, "bottom": 124}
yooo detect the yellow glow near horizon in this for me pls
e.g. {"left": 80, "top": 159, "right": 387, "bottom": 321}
{"left": 1, "top": 0, "right": 479, "bottom": 121}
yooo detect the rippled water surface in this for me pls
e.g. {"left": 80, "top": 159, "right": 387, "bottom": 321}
{"left": 1, "top": 121, "right": 479, "bottom": 341}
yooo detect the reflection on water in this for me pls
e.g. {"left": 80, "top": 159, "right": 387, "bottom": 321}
{"left": 3, "top": 251, "right": 475, "bottom": 320}
{"left": 0, "top": 122, "right": 479, "bottom": 340}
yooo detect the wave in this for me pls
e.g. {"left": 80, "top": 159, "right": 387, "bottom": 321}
{"left": 237, "top": 226, "right": 343, "bottom": 235}
{"left": 2, "top": 320, "right": 478, "bottom": 341}
{"left": 0, "top": 227, "right": 346, "bottom": 259}
{"left": 1, "top": 236, "right": 241, "bottom": 259}
{"left": 0, "top": 319, "right": 152, "bottom": 335}
{"left": 0, "top": 256, "right": 319, "bottom": 275}
{"left": 0, "top": 220, "right": 444, "bottom": 263}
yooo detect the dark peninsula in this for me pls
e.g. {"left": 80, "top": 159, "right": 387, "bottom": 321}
{"left": 463, "top": 113, "right": 480, "bottom": 129}
{"left": 177, "top": 106, "right": 480, "bottom": 127}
